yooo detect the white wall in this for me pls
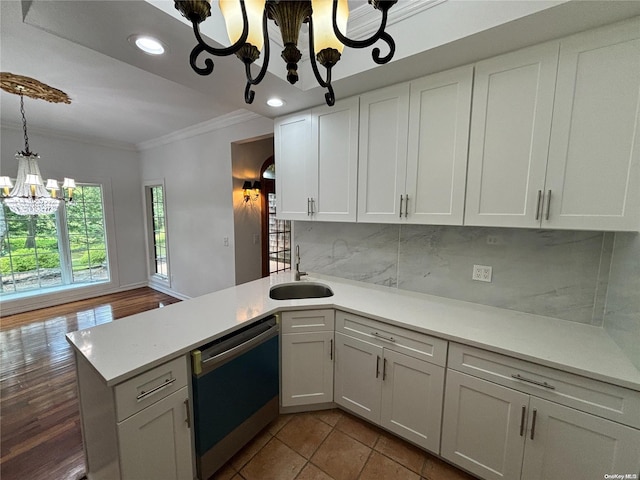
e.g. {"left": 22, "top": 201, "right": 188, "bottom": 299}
{"left": 139, "top": 114, "right": 274, "bottom": 298}
{"left": 232, "top": 137, "right": 273, "bottom": 285}
{"left": 0, "top": 125, "right": 147, "bottom": 314}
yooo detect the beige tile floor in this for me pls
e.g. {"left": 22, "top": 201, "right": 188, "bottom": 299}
{"left": 210, "top": 409, "right": 478, "bottom": 480}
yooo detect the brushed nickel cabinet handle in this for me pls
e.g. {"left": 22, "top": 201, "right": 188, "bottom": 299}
{"left": 184, "top": 399, "right": 191, "bottom": 427}
{"left": 376, "top": 355, "right": 381, "bottom": 378}
{"left": 136, "top": 377, "right": 176, "bottom": 400}
{"left": 519, "top": 406, "right": 526, "bottom": 436}
{"left": 371, "top": 331, "right": 396, "bottom": 343}
{"left": 511, "top": 374, "right": 556, "bottom": 390}
{"left": 531, "top": 408, "right": 537, "bottom": 440}
{"left": 404, "top": 194, "right": 409, "bottom": 218}
{"left": 330, "top": 338, "right": 333, "bottom": 360}
{"left": 383, "top": 358, "right": 388, "bottom": 381}
{"left": 310, "top": 198, "right": 315, "bottom": 215}
{"left": 545, "top": 190, "right": 551, "bottom": 221}
{"left": 307, "top": 198, "right": 311, "bottom": 216}
{"left": 399, "top": 195, "right": 403, "bottom": 218}
{"left": 535, "top": 190, "right": 542, "bottom": 220}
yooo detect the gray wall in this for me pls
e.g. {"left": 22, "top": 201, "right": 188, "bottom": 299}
{"left": 295, "top": 222, "right": 639, "bottom": 367}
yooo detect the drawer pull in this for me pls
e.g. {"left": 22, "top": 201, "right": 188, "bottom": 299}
{"left": 519, "top": 406, "right": 526, "bottom": 436}
{"left": 136, "top": 377, "right": 176, "bottom": 400}
{"left": 511, "top": 374, "right": 556, "bottom": 390}
{"left": 372, "top": 331, "right": 396, "bottom": 343}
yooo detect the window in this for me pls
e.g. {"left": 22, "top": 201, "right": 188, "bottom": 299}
{"left": 267, "top": 192, "right": 291, "bottom": 274}
{"left": 144, "top": 183, "right": 169, "bottom": 280}
{"left": 0, "top": 183, "right": 110, "bottom": 296}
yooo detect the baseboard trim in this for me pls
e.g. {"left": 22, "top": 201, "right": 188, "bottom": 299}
{"left": 0, "top": 282, "right": 148, "bottom": 317}
{"left": 147, "top": 282, "right": 191, "bottom": 301}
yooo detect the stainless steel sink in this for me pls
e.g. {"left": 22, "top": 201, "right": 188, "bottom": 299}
{"left": 269, "top": 282, "right": 334, "bottom": 300}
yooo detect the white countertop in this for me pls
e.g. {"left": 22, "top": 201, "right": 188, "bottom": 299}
{"left": 66, "top": 272, "right": 640, "bottom": 391}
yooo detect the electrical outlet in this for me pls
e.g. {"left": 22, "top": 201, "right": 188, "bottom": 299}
{"left": 223, "top": 237, "right": 229, "bottom": 247}
{"left": 472, "top": 264, "right": 492, "bottom": 282}
{"left": 253, "top": 234, "right": 260, "bottom": 245}
{"left": 486, "top": 235, "right": 503, "bottom": 245}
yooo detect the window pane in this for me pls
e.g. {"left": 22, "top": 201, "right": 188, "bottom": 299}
{"left": 148, "top": 185, "right": 168, "bottom": 279}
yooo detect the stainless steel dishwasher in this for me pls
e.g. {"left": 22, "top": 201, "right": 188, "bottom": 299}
{"left": 191, "top": 316, "right": 279, "bottom": 480}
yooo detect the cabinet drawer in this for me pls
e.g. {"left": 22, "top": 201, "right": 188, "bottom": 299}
{"left": 336, "top": 311, "right": 447, "bottom": 366}
{"left": 448, "top": 343, "right": 640, "bottom": 428}
{"left": 115, "top": 356, "right": 188, "bottom": 422}
{"left": 281, "top": 309, "right": 335, "bottom": 333}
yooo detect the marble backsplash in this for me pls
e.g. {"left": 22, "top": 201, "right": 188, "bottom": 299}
{"left": 603, "top": 233, "right": 640, "bottom": 369}
{"left": 294, "top": 222, "right": 614, "bottom": 326}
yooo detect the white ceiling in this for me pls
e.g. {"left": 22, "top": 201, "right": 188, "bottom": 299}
{"left": 1, "top": 0, "right": 639, "bottom": 150}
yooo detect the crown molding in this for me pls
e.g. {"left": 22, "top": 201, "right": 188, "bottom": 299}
{"left": 0, "top": 121, "right": 138, "bottom": 152}
{"left": 136, "top": 109, "right": 263, "bottom": 151}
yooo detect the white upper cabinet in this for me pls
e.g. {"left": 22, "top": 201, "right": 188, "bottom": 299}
{"left": 311, "top": 97, "right": 359, "bottom": 222}
{"left": 358, "top": 67, "right": 473, "bottom": 225}
{"left": 466, "top": 18, "right": 640, "bottom": 231}
{"left": 405, "top": 65, "right": 473, "bottom": 225}
{"left": 544, "top": 20, "right": 640, "bottom": 231}
{"left": 275, "top": 98, "right": 359, "bottom": 222}
{"left": 357, "top": 83, "right": 410, "bottom": 223}
{"left": 464, "top": 42, "right": 559, "bottom": 228}
{"left": 275, "top": 111, "right": 313, "bottom": 221}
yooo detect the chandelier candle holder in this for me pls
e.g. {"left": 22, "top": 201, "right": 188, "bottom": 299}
{"left": 0, "top": 73, "right": 76, "bottom": 216}
{"left": 174, "top": 0, "right": 398, "bottom": 106}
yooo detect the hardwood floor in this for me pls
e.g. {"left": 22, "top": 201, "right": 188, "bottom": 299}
{"left": 0, "top": 288, "right": 181, "bottom": 480}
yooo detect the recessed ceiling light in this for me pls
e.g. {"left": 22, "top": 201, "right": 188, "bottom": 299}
{"left": 129, "top": 35, "right": 165, "bottom": 55}
{"left": 267, "top": 98, "right": 285, "bottom": 107}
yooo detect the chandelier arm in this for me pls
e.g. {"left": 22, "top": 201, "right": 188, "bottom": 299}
{"left": 187, "top": 1, "right": 250, "bottom": 76}
{"left": 307, "top": 16, "right": 336, "bottom": 106}
{"left": 243, "top": 9, "right": 271, "bottom": 104}
{"left": 331, "top": 0, "right": 396, "bottom": 65}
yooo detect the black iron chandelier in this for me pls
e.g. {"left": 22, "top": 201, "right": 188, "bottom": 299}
{"left": 174, "top": 0, "right": 398, "bottom": 106}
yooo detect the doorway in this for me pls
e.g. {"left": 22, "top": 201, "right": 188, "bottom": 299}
{"left": 260, "top": 157, "right": 291, "bottom": 277}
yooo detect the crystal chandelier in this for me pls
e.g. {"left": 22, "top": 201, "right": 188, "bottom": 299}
{"left": 174, "top": 0, "right": 398, "bottom": 106}
{"left": 0, "top": 73, "right": 76, "bottom": 216}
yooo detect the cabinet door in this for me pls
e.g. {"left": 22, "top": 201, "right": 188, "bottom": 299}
{"left": 357, "top": 83, "right": 410, "bottom": 223}
{"left": 275, "top": 111, "right": 313, "bottom": 220}
{"left": 311, "top": 97, "right": 359, "bottom": 222}
{"left": 441, "top": 370, "right": 528, "bottom": 480}
{"left": 117, "top": 387, "right": 192, "bottom": 480}
{"left": 334, "top": 332, "right": 383, "bottom": 423}
{"left": 405, "top": 65, "right": 473, "bottom": 225}
{"left": 465, "top": 43, "right": 559, "bottom": 228}
{"left": 380, "top": 349, "right": 444, "bottom": 453}
{"left": 522, "top": 397, "right": 640, "bottom": 480}
{"left": 281, "top": 332, "right": 334, "bottom": 407}
{"left": 544, "top": 20, "right": 640, "bottom": 231}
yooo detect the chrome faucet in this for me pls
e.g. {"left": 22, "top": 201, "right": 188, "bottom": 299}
{"left": 294, "top": 245, "right": 307, "bottom": 281}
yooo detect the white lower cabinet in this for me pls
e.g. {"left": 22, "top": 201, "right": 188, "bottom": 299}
{"left": 76, "top": 354, "right": 193, "bottom": 480}
{"left": 441, "top": 370, "right": 530, "bottom": 480}
{"left": 117, "top": 387, "right": 192, "bottom": 480}
{"left": 280, "top": 310, "right": 335, "bottom": 408}
{"left": 442, "top": 350, "right": 640, "bottom": 480}
{"left": 334, "top": 311, "right": 446, "bottom": 453}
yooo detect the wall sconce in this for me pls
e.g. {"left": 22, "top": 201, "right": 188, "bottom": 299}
{"left": 243, "top": 180, "right": 261, "bottom": 203}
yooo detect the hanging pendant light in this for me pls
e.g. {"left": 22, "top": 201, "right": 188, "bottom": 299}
{"left": 174, "top": 0, "right": 398, "bottom": 106}
{"left": 0, "top": 73, "right": 76, "bottom": 216}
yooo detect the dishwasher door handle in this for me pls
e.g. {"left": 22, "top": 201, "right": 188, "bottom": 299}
{"left": 200, "top": 325, "right": 278, "bottom": 373}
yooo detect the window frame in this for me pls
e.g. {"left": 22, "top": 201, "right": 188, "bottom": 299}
{"left": 0, "top": 178, "right": 119, "bottom": 302}
{"left": 143, "top": 179, "right": 171, "bottom": 288}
